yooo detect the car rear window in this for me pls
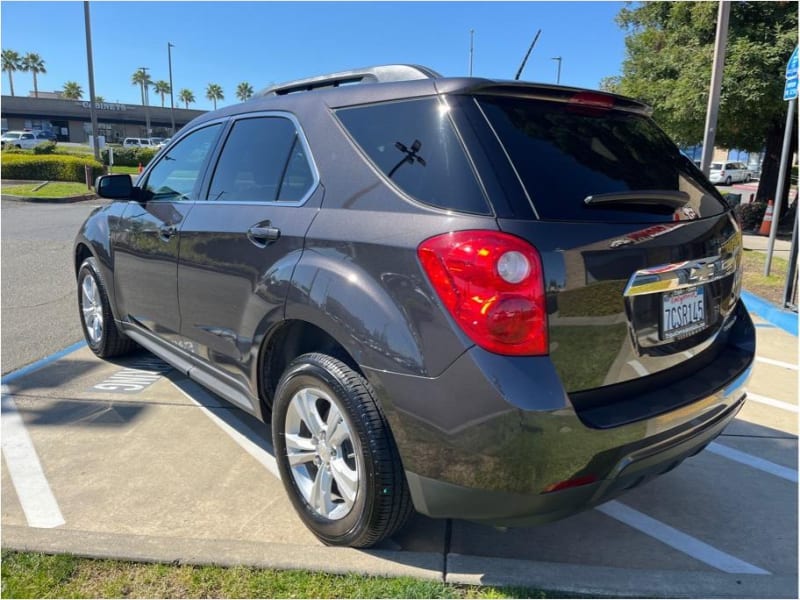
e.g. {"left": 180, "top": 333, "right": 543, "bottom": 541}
{"left": 477, "top": 96, "right": 727, "bottom": 222}
{"left": 336, "top": 98, "right": 490, "bottom": 215}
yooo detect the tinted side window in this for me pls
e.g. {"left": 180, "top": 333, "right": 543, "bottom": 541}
{"left": 336, "top": 98, "right": 490, "bottom": 215}
{"left": 207, "top": 117, "right": 312, "bottom": 203}
{"left": 144, "top": 124, "right": 221, "bottom": 202}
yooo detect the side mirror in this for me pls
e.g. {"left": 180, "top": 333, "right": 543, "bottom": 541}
{"left": 96, "top": 174, "right": 134, "bottom": 200}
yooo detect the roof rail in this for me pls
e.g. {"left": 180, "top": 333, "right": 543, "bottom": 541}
{"left": 257, "top": 64, "right": 442, "bottom": 97}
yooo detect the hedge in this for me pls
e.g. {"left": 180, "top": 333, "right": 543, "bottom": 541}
{"left": 101, "top": 146, "right": 157, "bottom": 167}
{"left": 1, "top": 153, "right": 104, "bottom": 182}
{"left": 735, "top": 201, "right": 767, "bottom": 232}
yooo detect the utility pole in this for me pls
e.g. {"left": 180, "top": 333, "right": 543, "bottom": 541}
{"left": 83, "top": 1, "right": 100, "bottom": 162}
{"left": 700, "top": 1, "right": 730, "bottom": 177}
{"left": 167, "top": 43, "right": 176, "bottom": 135}
{"left": 552, "top": 56, "right": 562, "bottom": 84}
{"left": 469, "top": 29, "right": 474, "bottom": 77}
{"left": 139, "top": 66, "right": 151, "bottom": 138}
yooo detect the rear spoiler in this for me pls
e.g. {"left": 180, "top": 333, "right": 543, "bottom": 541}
{"left": 463, "top": 81, "right": 653, "bottom": 116}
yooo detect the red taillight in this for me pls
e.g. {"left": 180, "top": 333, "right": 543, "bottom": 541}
{"left": 542, "top": 474, "right": 598, "bottom": 494}
{"left": 569, "top": 91, "right": 615, "bottom": 110}
{"left": 417, "top": 230, "right": 548, "bottom": 356}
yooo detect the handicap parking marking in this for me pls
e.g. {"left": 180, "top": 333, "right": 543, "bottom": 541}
{"left": 596, "top": 501, "right": 770, "bottom": 575}
{"left": 1, "top": 390, "right": 65, "bottom": 529}
{"left": 707, "top": 441, "right": 797, "bottom": 482}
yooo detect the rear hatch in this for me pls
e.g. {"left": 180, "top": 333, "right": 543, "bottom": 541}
{"left": 463, "top": 87, "right": 744, "bottom": 416}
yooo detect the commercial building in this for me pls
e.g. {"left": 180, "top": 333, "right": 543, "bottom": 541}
{"left": 1, "top": 95, "right": 205, "bottom": 142}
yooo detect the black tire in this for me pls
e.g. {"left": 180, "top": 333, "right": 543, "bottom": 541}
{"left": 77, "top": 257, "right": 135, "bottom": 358}
{"left": 272, "top": 353, "right": 412, "bottom": 548}
{"left": 725, "top": 176, "right": 732, "bottom": 185}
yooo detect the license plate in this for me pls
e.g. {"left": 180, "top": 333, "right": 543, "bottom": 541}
{"left": 662, "top": 287, "right": 706, "bottom": 339}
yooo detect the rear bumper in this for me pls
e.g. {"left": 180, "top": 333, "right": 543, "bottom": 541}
{"left": 367, "top": 300, "right": 754, "bottom": 524}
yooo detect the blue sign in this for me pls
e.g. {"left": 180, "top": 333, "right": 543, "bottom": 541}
{"left": 787, "top": 47, "right": 798, "bottom": 79}
{"left": 785, "top": 77, "right": 798, "bottom": 101}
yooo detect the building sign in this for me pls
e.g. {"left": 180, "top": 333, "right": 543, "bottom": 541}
{"left": 77, "top": 101, "right": 129, "bottom": 111}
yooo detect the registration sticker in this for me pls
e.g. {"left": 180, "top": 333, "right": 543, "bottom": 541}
{"left": 662, "top": 287, "right": 706, "bottom": 339}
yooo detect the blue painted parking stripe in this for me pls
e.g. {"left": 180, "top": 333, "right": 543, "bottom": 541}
{"left": 753, "top": 323, "right": 776, "bottom": 328}
{"left": 742, "top": 291, "right": 797, "bottom": 336}
{"left": 597, "top": 501, "right": 770, "bottom": 575}
{"left": 1, "top": 341, "right": 87, "bottom": 385}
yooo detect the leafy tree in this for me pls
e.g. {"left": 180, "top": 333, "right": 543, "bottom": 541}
{"left": 206, "top": 83, "right": 224, "bottom": 109}
{"left": 95, "top": 95, "right": 105, "bottom": 103}
{"left": 179, "top": 88, "right": 195, "bottom": 109}
{"left": 235, "top": 81, "right": 254, "bottom": 102}
{"left": 21, "top": 52, "right": 46, "bottom": 98}
{"left": 2, "top": 49, "right": 21, "bottom": 96}
{"left": 61, "top": 81, "right": 83, "bottom": 100}
{"left": 131, "top": 68, "right": 152, "bottom": 106}
{"left": 612, "top": 1, "right": 798, "bottom": 203}
{"left": 153, "top": 80, "right": 171, "bottom": 107}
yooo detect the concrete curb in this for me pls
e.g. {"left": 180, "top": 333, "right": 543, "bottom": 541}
{"left": 1, "top": 526, "right": 443, "bottom": 582}
{"left": 741, "top": 290, "right": 798, "bottom": 336}
{"left": 3, "top": 526, "right": 796, "bottom": 598}
{"left": 1, "top": 192, "right": 97, "bottom": 204}
{"left": 447, "top": 554, "right": 797, "bottom": 599}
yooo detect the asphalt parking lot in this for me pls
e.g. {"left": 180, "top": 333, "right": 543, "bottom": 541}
{"left": 1, "top": 307, "right": 797, "bottom": 598}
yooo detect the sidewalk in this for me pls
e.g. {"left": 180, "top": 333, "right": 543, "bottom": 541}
{"left": 743, "top": 233, "right": 792, "bottom": 260}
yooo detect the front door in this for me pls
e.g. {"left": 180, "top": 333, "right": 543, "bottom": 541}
{"left": 112, "top": 122, "right": 223, "bottom": 343}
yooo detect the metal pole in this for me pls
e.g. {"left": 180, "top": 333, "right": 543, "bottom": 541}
{"left": 782, "top": 202, "right": 798, "bottom": 308}
{"left": 552, "top": 56, "right": 562, "bottom": 84}
{"left": 765, "top": 97, "right": 797, "bottom": 275}
{"left": 168, "top": 42, "right": 176, "bottom": 135}
{"left": 700, "top": 0, "right": 730, "bottom": 177}
{"left": 469, "top": 29, "right": 474, "bottom": 77}
{"left": 140, "top": 66, "right": 151, "bottom": 137}
{"left": 83, "top": 1, "right": 100, "bottom": 162}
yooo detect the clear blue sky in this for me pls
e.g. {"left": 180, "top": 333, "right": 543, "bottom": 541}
{"left": 1, "top": 1, "right": 628, "bottom": 110}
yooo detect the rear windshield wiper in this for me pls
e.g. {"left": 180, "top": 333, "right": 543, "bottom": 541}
{"left": 584, "top": 190, "right": 690, "bottom": 210}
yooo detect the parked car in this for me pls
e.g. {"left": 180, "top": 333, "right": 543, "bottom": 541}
{"left": 34, "top": 130, "right": 57, "bottom": 144}
{"left": 1, "top": 130, "right": 40, "bottom": 149}
{"left": 76, "top": 65, "right": 754, "bottom": 548}
{"left": 709, "top": 161, "right": 751, "bottom": 185}
{"left": 122, "top": 137, "right": 154, "bottom": 148}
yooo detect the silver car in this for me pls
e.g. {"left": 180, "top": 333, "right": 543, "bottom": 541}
{"left": 709, "top": 161, "right": 751, "bottom": 185}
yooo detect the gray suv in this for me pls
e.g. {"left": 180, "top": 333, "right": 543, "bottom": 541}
{"left": 75, "top": 65, "right": 754, "bottom": 548}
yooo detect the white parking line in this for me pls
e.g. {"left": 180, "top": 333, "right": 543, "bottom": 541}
{"left": 708, "top": 442, "right": 797, "bottom": 482}
{"left": 627, "top": 360, "right": 649, "bottom": 377}
{"left": 596, "top": 501, "right": 770, "bottom": 575}
{"left": 1, "top": 392, "right": 65, "bottom": 528}
{"left": 169, "top": 379, "right": 281, "bottom": 480}
{"left": 747, "top": 393, "right": 798, "bottom": 414}
{"left": 755, "top": 356, "right": 798, "bottom": 371}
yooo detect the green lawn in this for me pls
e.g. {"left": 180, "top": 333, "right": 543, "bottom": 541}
{"left": 741, "top": 248, "right": 790, "bottom": 306}
{"left": 107, "top": 165, "right": 140, "bottom": 175}
{"left": 0, "top": 552, "right": 569, "bottom": 599}
{"left": 1, "top": 181, "right": 92, "bottom": 198}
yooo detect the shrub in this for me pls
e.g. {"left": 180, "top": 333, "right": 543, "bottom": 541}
{"left": 101, "top": 146, "right": 157, "bottom": 167}
{"left": 735, "top": 201, "right": 767, "bottom": 232}
{"left": 32, "top": 141, "right": 58, "bottom": 155}
{"left": 0, "top": 153, "right": 104, "bottom": 182}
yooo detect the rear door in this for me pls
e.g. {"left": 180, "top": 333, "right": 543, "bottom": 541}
{"left": 466, "top": 91, "right": 742, "bottom": 394}
{"left": 176, "top": 113, "right": 321, "bottom": 396}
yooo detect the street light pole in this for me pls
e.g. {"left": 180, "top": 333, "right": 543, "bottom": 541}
{"left": 167, "top": 42, "right": 176, "bottom": 135}
{"left": 83, "top": 1, "right": 100, "bottom": 162}
{"left": 700, "top": 0, "right": 730, "bottom": 177}
{"left": 552, "top": 56, "right": 562, "bottom": 84}
{"left": 140, "top": 66, "right": 151, "bottom": 137}
{"left": 469, "top": 29, "right": 474, "bottom": 77}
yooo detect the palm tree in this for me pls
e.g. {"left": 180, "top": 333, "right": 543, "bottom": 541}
{"left": 21, "top": 52, "right": 46, "bottom": 98}
{"left": 131, "top": 68, "right": 152, "bottom": 106}
{"left": 95, "top": 95, "right": 105, "bottom": 103}
{"left": 2, "top": 49, "right": 21, "bottom": 96}
{"left": 153, "top": 80, "right": 170, "bottom": 107}
{"left": 61, "top": 81, "right": 83, "bottom": 100}
{"left": 179, "top": 88, "right": 195, "bottom": 109}
{"left": 235, "top": 81, "right": 254, "bottom": 102}
{"left": 205, "top": 83, "right": 224, "bottom": 110}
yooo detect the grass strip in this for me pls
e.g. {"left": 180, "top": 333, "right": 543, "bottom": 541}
{"left": 1, "top": 182, "right": 92, "bottom": 198}
{"left": 0, "top": 551, "right": 574, "bottom": 599}
{"left": 740, "top": 248, "right": 790, "bottom": 306}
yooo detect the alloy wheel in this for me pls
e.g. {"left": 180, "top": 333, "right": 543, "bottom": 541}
{"left": 284, "top": 387, "right": 361, "bottom": 520}
{"left": 81, "top": 274, "right": 104, "bottom": 344}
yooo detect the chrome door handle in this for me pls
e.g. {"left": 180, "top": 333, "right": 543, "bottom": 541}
{"left": 247, "top": 225, "right": 281, "bottom": 246}
{"left": 159, "top": 225, "right": 177, "bottom": 241}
